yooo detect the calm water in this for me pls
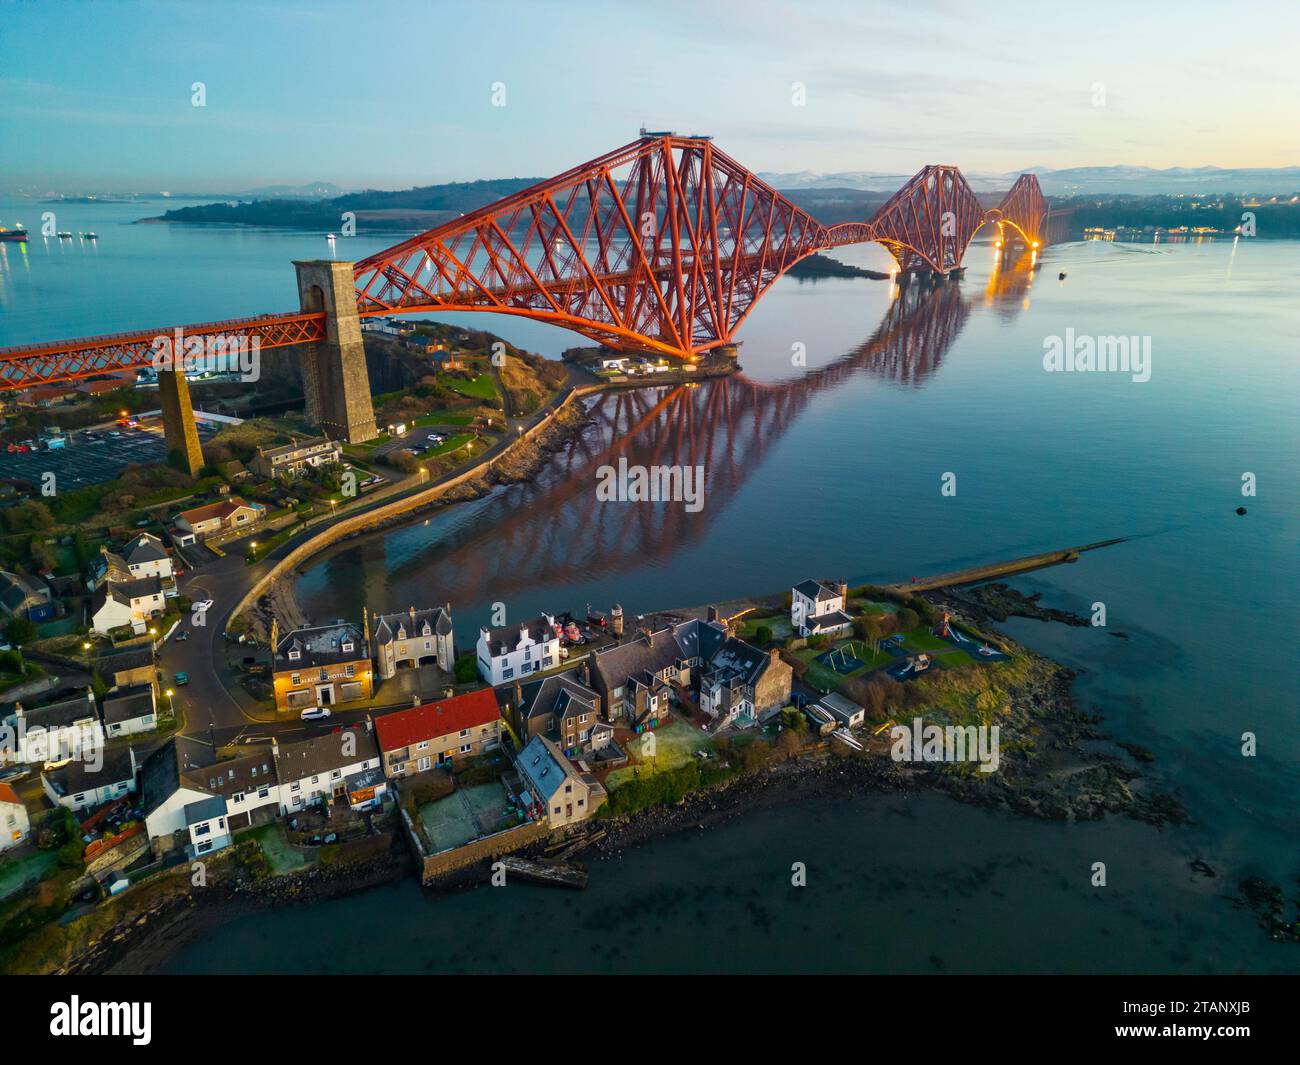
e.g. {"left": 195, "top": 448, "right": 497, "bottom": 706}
{"left": 2, "top": 199, "right": 1295, "bottom": 972}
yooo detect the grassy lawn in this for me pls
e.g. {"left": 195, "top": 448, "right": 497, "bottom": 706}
{"left": 445, "top": 374, "right": 498, "bottom": 401}
{"left": 0, "top": 850, "right": 59, "bottom": 902}
{"left": 850, "top": 599, "right": 896, "bottom": 615}
{"left": 901, "top": 626, "right": 951, "bottom": 653}
{"left": 426, "top": 432, "right": 475, "bottom": 457}
{"left": 247, "top": 824, "right": 311, "bottom": 876}
{"left": 414, "top": 410, "right": 476, "bottom": 427}
{"left": 605, "top": 718, "right": 714, "bottom": 790}
{"left": 795, "top": 638, "right": 894, "bottom": 690}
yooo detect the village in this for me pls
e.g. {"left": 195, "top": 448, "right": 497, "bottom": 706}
{"left": 1, "top": 503, "right": 1029, "bottom": 955}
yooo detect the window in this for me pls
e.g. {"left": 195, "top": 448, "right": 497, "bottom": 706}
{"left": 503, "top": 668, "right": 513, "bottom": 679}
{"left": 194, "top": 822, "right": 210, "bottom": 837}
{"left": 553, "top": 806, "right": 561, "bottom": 815}
{"left": 417, "top": 756, "right": 431, "bottom": 772}
{"left": 288, "top": 650, "right": 301, "bottom": 661}
{"left": 416, "top": 740, "right": 429, "bottom": 751}
{"left": 291, "top": 673, "right": 301, "bottom": 685}
{"left": 319, "top": 668, "right": 329, "bottom": 682}
{"left": 459, "top": 729, "right": 469, "bottom": 738}
{"left": 345, "top": 664, "right": 355, "bottom": 678}
{"left": 291, "top": 782, "right": 301, "bottom": 791}
{"left": 232, "top": 792, "right": 245, "bottom": 804}
{"left": 258, "top": 787, "right": 269, "bottom": 799}
{"left": 342, "top": 642, "right": 354, "bottom": 653}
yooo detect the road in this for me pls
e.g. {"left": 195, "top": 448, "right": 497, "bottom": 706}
{"left": 162, "top": 366, "right": 591, "bottom": 742}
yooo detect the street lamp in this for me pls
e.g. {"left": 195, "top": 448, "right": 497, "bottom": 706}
{"left": 166, "top": 688, "right": 174, "bottom": 712}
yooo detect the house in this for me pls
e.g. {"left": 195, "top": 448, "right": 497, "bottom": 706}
{"left": 373, "top": 688, "right": 502, "bottom": 779}
{"left": 514, "top": 735, "right": 603, "bottom": 830}
{"left": 698, "top": 638, "right": 793, "bottom": 730}
{"left": 140, "top": 737, "right": 218, "bottom": 854}
{"left": 343, "top": 766, "right": 387, "bottom": 811}
{"left": 372, "top": 605, "right": 454, "bottom": 678}
{"left": 6, "top": 689, "right": 104, "bottom": 765}
{"left": 173, "top": 496, "right": 266, "bottom": 542}
{"left": 101, "top": 684, "right": 157, "bottom": 738}
{"left": 588, "top": 617, "right": 726, "bottom": 727}
{"left": 0, "top": 569, "right": 55, "bottom": 622}
{"left": 0, "top": 782, "right": 30, "bottom": 852}
{"left": 184, "top": 795, "right": 231, "bottom": 858}
{"left": 99, "top": 533, "right": 176, "bottom": 595}
{"left": 95, "top": 646, "right": 156, "bottom": 691}
{"left": 476, "top": 614, "right": 560, "bottom": 686}
{"left": 271, "top": 618, "right": 372, "bottom": 712}
{"left": 250, "top": 437, "right": 342, "bottom": 479}
{"left": 816, "top": 691, "right": 866, "bottom": 730}
{"left": 791, "top": 578, "right": 853, "bottom": 638}
{"left": 273, "top": 726, "right": 383, "bottom": 814}
{"left": 42, "top": 746, "right": 139, "bottom": 813}
{"left": 599, "top": 356, "right": 629, "bottom": 372}
{"left": 193, "top": 748, "right": 280, "bottom": 830}
{"left": 89, "top": 576, "right": 166, "bottom": 635}
{"left": 503, "top": 665, "right": 604, "bottom": 758}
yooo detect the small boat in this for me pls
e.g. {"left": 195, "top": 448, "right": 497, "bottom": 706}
{"left": 57, "top": 231, "right": 73, "bottom": 239}
{"left": 0, "top": 225, "right": 27, "bottom": 243}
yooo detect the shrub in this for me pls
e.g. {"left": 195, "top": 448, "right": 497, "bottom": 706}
{"left": 754, "top": 624, "right": 773, "bottom": 646}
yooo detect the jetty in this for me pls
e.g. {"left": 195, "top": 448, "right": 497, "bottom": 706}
{"left": 882, "top": 537, "right": 1128, "bottom": 593}
{"left": 499, "top": 856, "right": 589, "bottom": 890}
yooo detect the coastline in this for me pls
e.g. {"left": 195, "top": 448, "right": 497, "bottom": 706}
{"left": 46, "top": 610, "right": 1189, "bottom": 975}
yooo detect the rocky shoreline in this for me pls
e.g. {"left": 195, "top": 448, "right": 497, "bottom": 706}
{"left": 56, "top": 578, "right": 1191, "bottom": 975}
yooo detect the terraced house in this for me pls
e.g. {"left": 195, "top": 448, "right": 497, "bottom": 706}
{"left": 476, "top": 614, "right": 560, "bottom": 686}
{"left": 504, "top": 665, "right": 605, "bottom": 757}
{"left": 373, "top": 688, "right": 502, "bottom": 778}
{"left": 271, "top": 618, "right": 373, "bottom": 712}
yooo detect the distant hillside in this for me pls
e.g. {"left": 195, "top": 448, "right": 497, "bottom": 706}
{"left": 764, "top": 165, "right": 1300, "bottom": 197}
{"left": 143, "top": 177, "right": 542, "bottom": 231}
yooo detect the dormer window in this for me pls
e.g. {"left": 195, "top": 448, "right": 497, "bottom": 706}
{"left": 288, "top": 650, "right": 301, "bottom": 661}
{"left": 342, "top": 641, "right": 354, "bottom": 653}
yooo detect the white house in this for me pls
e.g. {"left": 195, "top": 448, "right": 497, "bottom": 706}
{"left": 103, "top": 533, "right": 174, "bottom": 584}
{"left": 373, "top": 605, "right": 455, "bottom": 678}
{"left": 141, "top": 738, "right": 219, "bottom": 854}
{"left": 273, "top": 727, "right": 382, "bottom": 814}
{"left": 101, "top": 685, "right": 157, "bottom": 738}
{"left": 476, "top": 614, "right": 560, "bottom": 686}
{"left": 791, "top": 578, "right": 853, "bottom": 638}
{"left": 89, "top": 576, "right": 166, "bottom": 635}
{"left": 42, "top": 746, "right": 138, "bottom": 813}
{"left": 7, "top": 690, "right": 104, "bottom": 765}
{"left": 184, "top": 795, "right": 231, "bottom": 858}
{"left": 0, "top": 782, "right": 30, "bottom": 852}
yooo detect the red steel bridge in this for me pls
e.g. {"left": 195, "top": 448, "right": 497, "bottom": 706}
{"left": 0, "top": 133, "right": 1053, "bottom": 390}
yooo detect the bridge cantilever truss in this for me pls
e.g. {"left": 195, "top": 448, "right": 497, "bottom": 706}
{"left": 0, "top": 134, "right": 1053, "bottom": 387}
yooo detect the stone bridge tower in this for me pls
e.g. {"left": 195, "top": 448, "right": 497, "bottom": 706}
{"left": 293, "top": 260, "right": 379, "bottom": 443}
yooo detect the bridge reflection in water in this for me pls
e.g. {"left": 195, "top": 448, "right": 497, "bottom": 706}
{"left": 319, "top": 256, "right": 1036, "bottom": 608}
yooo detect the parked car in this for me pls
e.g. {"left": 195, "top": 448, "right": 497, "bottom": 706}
{"left": 174, "top": 672, "right": 189, "bottom": 685}
{"left": 174, "top": 631, "right": 190, "bottom": 642}
{"left": 193, "top": 599, "right": 214, "bottom": 612}
{"left": 300, "top": 706, "right": 331, "bottom": 722}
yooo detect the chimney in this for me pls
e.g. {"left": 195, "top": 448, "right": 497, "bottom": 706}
{"left": 706, "top": 605, "right": 719, "bottom": 623}
{"left": 611, "top": 603, "right": 624, "bottom": 638}
{"left": 514, "top": 679, "right": 523, "bottom": 707}
{"left": 411, "top": 695, "right": 421, "bottom": 707}
{"left": 838, "top": 578, "right": 848, "bottom": 601}
{"left": 580, "top": 659, "right": 591, "bottom": 687}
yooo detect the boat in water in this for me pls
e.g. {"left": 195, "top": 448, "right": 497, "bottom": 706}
{"left": 0, "top": 225, "right": 27, "bottom": 243}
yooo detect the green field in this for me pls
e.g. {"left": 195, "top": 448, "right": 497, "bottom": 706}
{"left": 445, "top": 374, "right": 499, "bottom": 401}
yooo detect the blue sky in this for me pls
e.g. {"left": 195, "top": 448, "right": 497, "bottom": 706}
{"left": 2, "top": 0, "right": 1297, "bottom": 193}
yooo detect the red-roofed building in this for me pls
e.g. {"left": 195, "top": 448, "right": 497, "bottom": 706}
{"left": 373, "top": 688, "right": 503, "bottom": 778}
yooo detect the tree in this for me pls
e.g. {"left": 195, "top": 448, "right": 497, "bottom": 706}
{"left": 4, "top": 616, "right": 36, "bottom": 646}
{"left": 754, "top": 624, "right": 773, "bottom": 646}
{"left": 453, "top": 653, "right": 478, "bottom": 684}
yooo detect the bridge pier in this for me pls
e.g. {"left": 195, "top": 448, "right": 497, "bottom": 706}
{"left": 293, "top": 260, "right": 379, "bottom": 444}
{"left": 157, "top": 368, "right": 205, "bottom": 478}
